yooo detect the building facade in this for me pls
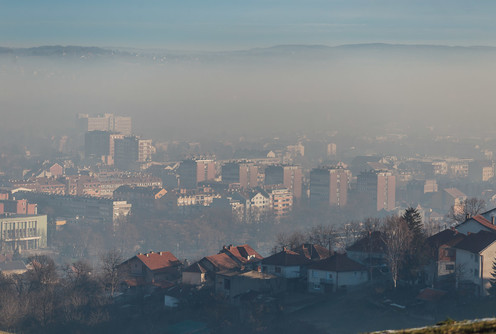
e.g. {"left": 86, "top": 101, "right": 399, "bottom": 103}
{"left": 0, "top": 214, "right": 48, "bottom": 252}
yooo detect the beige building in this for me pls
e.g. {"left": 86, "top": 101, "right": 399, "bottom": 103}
{"left": 0, "top": 214, "right": 48, "bottom": 252}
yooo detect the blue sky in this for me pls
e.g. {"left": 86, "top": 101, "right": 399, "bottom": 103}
{"left": 1, "top": 0, "right": 496, "bottom": 50}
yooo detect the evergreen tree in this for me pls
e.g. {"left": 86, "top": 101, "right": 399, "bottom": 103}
{"left": 489, "top": 258, "right": 496, "bottom": 297}
{"left": 401, "top": 207, "right": 428, "bottom": 284}
{"left": 402, "top": 207, "right": 424, "bottom": 239}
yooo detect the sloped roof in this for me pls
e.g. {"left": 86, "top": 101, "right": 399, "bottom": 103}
{"left": 480, "top": 208, "right": 496, "bottom": 222}
{"left": 204, "top": 253, "right": 241, "bottom": 271}
{"left": 346, "top": 231, "right": 386, "bottom": 254}
{"left": 426, "top": 229, "right": 465, "bottom": 248}
{"left": 308, "top": 253, "right": 366, "bottom": 272}
{"left": 129, "top": 251, "right": 181, "bottom": 271}
{"left": 453, "top": 230, "right": 496, "bottom": 254}
{"left": 262, "top": 249, "right": 311, "bottom": 266}
{"left": 220, "top": 244, "right": 264, "bottom": 263}
{"left": 444, "top": 187, "right": 466, "bottom": 199}
{"left": 457, "top": 214, "right": 496, "bottom": 232}
{"left": 183, "top": 262, "right": 208, "bottom": 273}
{"left": 293, "top": 244, "right": 332, "bottom": 261}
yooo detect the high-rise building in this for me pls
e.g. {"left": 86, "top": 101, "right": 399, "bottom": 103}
{"left": 138, "top": 139, "right": 153, "bottom": 163}
{"left": 357, "top": 171, "right": 396, "bottom": 211}
{"left": 329, "top": 168, "right": 349, "bottom": 207}
{"left": 309, "top": 167, "right": 349, "bottom": 207}
{"left": 113, "top": 116, "right": 132, "bottom": 136}
{"left": 84, "top": 131, "right": 110, "bottom": 160}
{"left": 327, "top": 143, "right": 337, "bottom": 157}
{"left": 108, "top": 134, "right": 125, "bottom": 166}
{"left": 77, "top": 113, "right": 132, "bottom": 135}
{"left": 222, "top": 162, "right": 258, "bottom": 189}
{"left": 196, "top": 159, "right": 216, "bottom": 183}
{"left": 265, "top": 165, "right": 302, "bottom": 201}
{"left": 178, "top": 160, "right": 198, "bottom": 190}
{"left": 114, "top": 136, "right": 151, "bottom": 170}
{"left": 114, "top": 137, "right": 139, "bottom": 170}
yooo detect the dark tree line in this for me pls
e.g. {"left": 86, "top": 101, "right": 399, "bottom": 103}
{"left": 0, "top": 251, "right": 126, "bottom": 333}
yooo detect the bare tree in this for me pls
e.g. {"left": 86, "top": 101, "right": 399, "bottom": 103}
{"left": 273, "top": 231, "right": 306, "bottom": 253}
{"left": 306, "top": 224, "right": 338, "bottom": 250}
{"left": 26, "top": 256, "right": 59, "bottom": 327}
{"left": 100, "top": 249, "right": 125, "bottom": 297}
{"left": 446, "top": 197, "right": 486, "bottom": 224}
{"left": 341, "top": 221, "right": 365, "bottom": 250}
{"left": 381, "top": 215, "right": 413, "bottom": 288}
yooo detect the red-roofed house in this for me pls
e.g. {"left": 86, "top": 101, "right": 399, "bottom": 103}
{"left": 456, "top": 214, "right": 496, "bottom": 235}
{"left": 121, "top": 251, "right": 182, "bottom": 286}
{"left": 219, "top": 244, "right": 264, "bottom": 268}
{"left": 200, "top": 253, "right": 241, "bottom": 272}
{"left": 182, "top": 253, "right": 243, "bottom": 286}
{"left": 307, "top": 253, "right": 368, "bottom": 293}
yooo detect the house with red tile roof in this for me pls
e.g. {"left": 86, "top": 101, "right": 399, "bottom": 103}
{"left": 182, "top": 253, "right": 243, "bottom": 287}
{"left": 219, "top": 244, "right": 264, "bottom": 268}
{"left": 456, "top": 214, "right": 496, "bottom": 235}
{"left": 121, "top": 251, "right": 182, "bottom": 288}
{"left": 307, "top": 253, "right": 367, "bottom": 293}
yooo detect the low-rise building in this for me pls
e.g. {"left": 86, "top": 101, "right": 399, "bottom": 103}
{"left": 215, "top": 270, "right": 285, "bottom": 301}
{"left": 453, "top": 230, "right": 496, "bottom": 296}
{"left": 0, "top": 214, "right": 48, "bottom": 252}
{"left": 121, "top": 251, "right": 182, "bottom": 288}
{"left": 261, "top": 249, "right": 311, "bottom": 279}
{"left": 307, "top": 253, "right": 368, "bottom": 293}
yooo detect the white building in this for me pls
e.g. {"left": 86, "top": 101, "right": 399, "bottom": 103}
{"left": 307, "top": 253, "right": 368, "bottom": 293}
{"left": 453, "top": 230, "right": 496, "bottom": 296}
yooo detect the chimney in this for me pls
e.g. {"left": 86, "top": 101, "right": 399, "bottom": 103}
{"left": 159, "top": 252, "right": 163, "bottom": 256}
{"left": 466, "top": 213, "right": 470, "bottom": 220}
{"left": 492, "top": 216, "right": 495, "bottom": 225}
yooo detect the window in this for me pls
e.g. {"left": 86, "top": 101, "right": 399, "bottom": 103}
{"left": 313, "top": 284, "right": 321, "bottom": 290}
{"left": 223, "top": 279, "right": 231, "bottom": 290}
{"left": 445, "top": 264, "right": 455, "bottom": 271}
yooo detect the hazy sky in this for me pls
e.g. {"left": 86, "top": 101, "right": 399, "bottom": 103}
{"left": 2, "top": 0, "right": 496, "bottom": 50}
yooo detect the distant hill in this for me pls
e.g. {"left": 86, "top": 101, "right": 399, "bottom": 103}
{"left": 1, "top": 43, "right": 496, "bottom": 61}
